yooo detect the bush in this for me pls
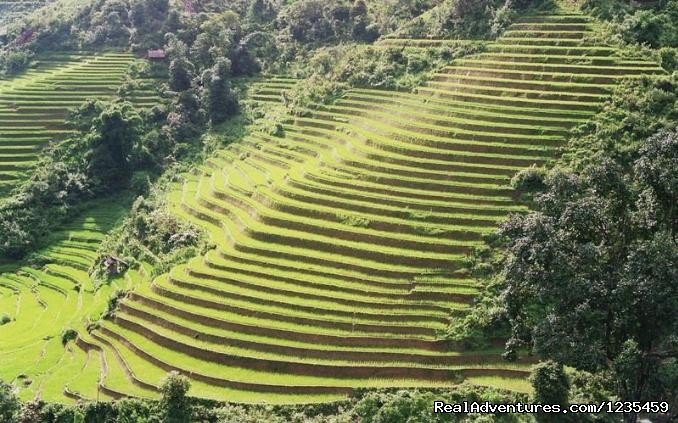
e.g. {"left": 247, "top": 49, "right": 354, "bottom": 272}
{"left": 0, "top": 381, "right": 20, "bottom": 422}
{"left": 510, "top": 165, "right": 547, "bottom": 193}
{"left": 102, "top": 290, "right": 128, "bottom": 319}
{"left": 531, "top": 361, "right": 570, "bottom": 405}
{"left": 1, "top": 50, "right": 32, "bottom": 75}
{"left": 159, "top": 372, "right": 191, "bottom": 423}
{"left": 0, "top": 314, "right": 10, "bottom": 325}
{"left": 60, "top": 328, "right": 78, "bottom": 346}
{"left": 659, "top": 47, "right": 678, "bottom": 72}
{"left": 394, "top": 0, "right": 523, "bottom": 40}
{"left": 530, "top": 361, "right": 570, "bottom": 422}
{"left": 583, "top": 0, "right": 678, "bottom": 48}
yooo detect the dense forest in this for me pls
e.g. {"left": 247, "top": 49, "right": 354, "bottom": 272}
{"left": 0, "top": 0, "right": 676, "bottom": 422}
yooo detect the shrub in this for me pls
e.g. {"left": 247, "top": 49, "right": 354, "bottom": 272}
{"left": 159, "top": 372, "right": 191, "bottom": 423}
{"left": 530, "top": 361, "right": 570, "bottom": 422}
{"left": 102, "top": 290, "right": 128, "bottom": 319}
{"left": 659, "top": 47, "right": 678, "bottom": 72}
{"left": 0, "top": 314, "right": 10, "bottom": 325}
{"left": 1, "top": 50, "right": 32, "bottom": 75}
{"left": 0, "top": 381, "right": 20, "bottom": 422}
{"left": 60, "top": 328, "right": 78, "bottom": 346}
{"left": 510, "top": 165, "right": 547, "bottom": 193}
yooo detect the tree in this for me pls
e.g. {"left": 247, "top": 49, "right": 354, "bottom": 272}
{"left": 497, "top": 129, "right": 678, "bottom": 422}
{"left": 350, "top": 0, "right": 378, "bottom": 41}
{"left": 0, "top": 381, "right": 20, "bottom": 422}
{"left": 2, "top": 50, "right": 32, "bottom": 75}
{"left": 530, "top": 361, "right": 570, "bottom": 423}
{"left": 202, "top": 58, "right": 238, "bottom": 125}
{"left": 189, "top": 11, "right": 239, "bottom": 69}
{"left": 277, "top": 0, "right": 334, "bottom": 43}
{"left": 86, "top": 102, "right": 144, "bottom": 187}
{"left": 246, "top": 0, "right": 276, "bottom": 25}
{"left": 169, "top": 57, "right": 194, "bottom": 92}
{"left": 159, "top": 371, "right": 191, "bottom": 423}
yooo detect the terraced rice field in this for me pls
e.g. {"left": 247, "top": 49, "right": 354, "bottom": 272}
{"left": 0, "top": 9, "right": 666, "bottom": 404}
{"left": 0, "top": 202, "right": 143, "bottom": 403}
{"left": 77, "top": 11, "right": 663, "bottom": 402}
{"left": 0, "top": 52, "right": 157, "bottom": 194}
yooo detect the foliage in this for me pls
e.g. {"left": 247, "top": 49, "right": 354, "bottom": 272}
{"left": 530, "top": 361, "right": 569, "bottom": 422}
{"left": 563, "top": 75, "right": 678, "bottom": 170}
{"left": 510, "top": 165, "right": 547, "bottom": 196}
{"left": 0, "top": 313, "right": 11, "bottom": 325}
{"left": 159, "top": 372, "right": 191, "bottom": 423}
{"left": 0, "top": 385, "right": 533, "bottom": 422}
{"left": 582, "top": 0, "right": 678, "bottom": 48}
{"left": 0, "top": 159, "right": 91, "bottom": 259}
{"left": 498, "top": 129, "right": 677, "bottom": 404}
{"left": 0, "top": 50, "right": 33, "bottom": 75}
{"left": 392, "top": 0, "right": 538, "bottom": 40}
{"left": 60, "top": 328, "right": 78, "bottom": 346}
{"left": 102, "top": 289, "right": 128, "bottom": 320}
{"left": 0, "top": 381, "right": 20, "bottom": 423}
{"left": 93, "top": 187, "right": 209, "bottom": 283}
{"left": 284, "top": 76, "right": 348, "bottom": 115}
{"left": 452, "top": 74, "right": 678, "bottom": 422}
{"left": 276, "top": 0, "right": 379, "bottom": 45}
{"left": 659, "top": 47, "right": 678, "bottom": 72}
{"left": 283, "top": 41, "right": 483, "bottom": 113}
{"left": 0, "top": 99, "right": 155, "bottom": 259}
{"left": 169, "top": 57, "right": 194, "bottom": 92}
{"left": 351, "top": 387, "right": 528, "bottom": 422}
{"left": 84, "top": 102, "right": 145, "bottom": 187}
{"left": 202, "top": 58, "right": 240, "bottom": 125}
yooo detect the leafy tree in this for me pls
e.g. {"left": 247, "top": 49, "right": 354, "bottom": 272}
{"left": 277, "top": 0, "right": 337, "bottom": 43}
{"left": 159, "top": 371, "right": 191, "bottom": 423}
{"left": 169, "top": 57, "right": 195, "bottom": 92}
{"left": 246, "top": 0, "right": 276, "bottom": 25}
{"left": 190, "top": 11, "right": 239, "bottom": 69}
{"left": 202, "top": 58, "right": 239, "bottom": 125}
{"left": 497, "top": 129, "right": 678, "bottom": 422}
{"left": 0, "top": 381, "right": 19, "bottom": 422}
{"left": 350, "top": 0, "right": 378, "bottom": 41}
{"left": 0, "top": 162, "right": 90, "bottom": 258}
{"left": 583, "top": 0, "right": 678, "bottom": 48}
{"left": 165, "top": 88, "right": 207, "bottom": 141}
{"left": 530, "top": 361, "right": 570, "bottom": 422}
{"left": 85, "top": 102, "right": 144, "bottom": 187}
{"left": 1, "top": 50, "right": 32, "bottom": 75}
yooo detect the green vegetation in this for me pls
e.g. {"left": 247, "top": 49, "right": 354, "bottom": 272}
{"left": 448, "top": 14, "right": 678, "bottom": 423}
{"left": 0, "top": 52, "right": 146, "bottom": 194}
{"left": 0, "top": 0, "right": 675, "bottom": 421}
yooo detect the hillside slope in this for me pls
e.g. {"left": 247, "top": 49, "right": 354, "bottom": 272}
{"left": 0, "top": 5, "right": 668, "bottom": 405}
{"left": 0, "top": 52, "right": 156, "bottom": 194}
{"left": 78, "top": 9, "right": 663, "bottom": 402}
{"left": 0, "top": 201, "right": 137, "bottom": 403}
{"left": 0, "top": 0, "right": 50, "bottom": 31}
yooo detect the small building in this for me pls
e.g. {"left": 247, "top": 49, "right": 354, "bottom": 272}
{"left": 146, "top": 49, "right": 166, "bottom": 60}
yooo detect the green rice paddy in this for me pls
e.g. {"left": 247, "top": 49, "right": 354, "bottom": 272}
{"left": 0, "top": 51, "right": 157, "bottom": 194}
{"left": 0, "top": 202, "right": 137, "bottom": 403}
{"left": 0, "top": 9, "right": 666, "bottom": 404}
